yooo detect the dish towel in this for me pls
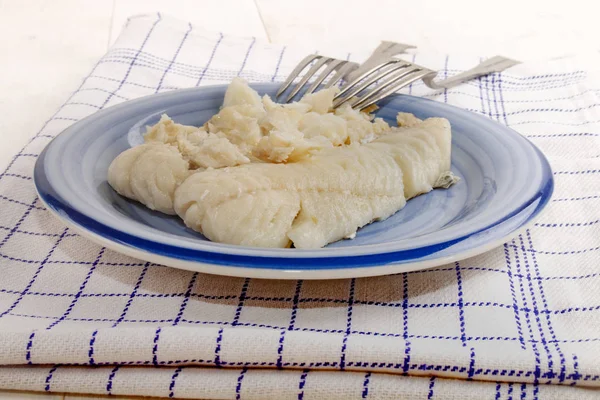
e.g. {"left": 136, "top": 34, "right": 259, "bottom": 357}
{"left": 0, "top": 13, "right": 599, "bottom": 400}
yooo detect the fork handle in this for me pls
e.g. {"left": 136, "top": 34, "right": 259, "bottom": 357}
{"left": 422, "top": 56, "right": 520, "bottom": 90}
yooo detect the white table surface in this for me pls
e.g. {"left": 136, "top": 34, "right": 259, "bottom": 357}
{"left": 1, "top": 0, "right": 598, "bottom": 398}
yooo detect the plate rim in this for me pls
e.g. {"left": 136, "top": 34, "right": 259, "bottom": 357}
{"left": 35, "top": 186, "right": 549, "bottom": 280}
{"left": 33, "top": 84, "right": 555, "bottom": 279}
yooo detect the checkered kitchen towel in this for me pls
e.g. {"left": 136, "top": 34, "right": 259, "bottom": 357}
{"left": 0, "top": 13, "right": 599, "bottom": 400}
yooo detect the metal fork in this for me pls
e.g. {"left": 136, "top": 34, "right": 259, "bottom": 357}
{"left": 332, "top": 59, "right": 436, "bottom": 110}
{"left": 275, "top": 55, "right": 359, "bottom": 103}
{"left": 333, "top": 55, "right": 520, "bottom": 110}
{"left": 276, "top": 41, "right": 415, "bottom": 103}
{"left": 277, "top": 41, "right": 519, "bottom": 110}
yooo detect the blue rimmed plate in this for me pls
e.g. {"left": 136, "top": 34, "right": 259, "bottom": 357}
{"left": 34, "top": 83, "right": 553, "bottom": 279}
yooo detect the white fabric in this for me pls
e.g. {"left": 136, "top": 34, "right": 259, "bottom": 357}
{"left": 0, "top": 13, "right": 598, "bottom": 399}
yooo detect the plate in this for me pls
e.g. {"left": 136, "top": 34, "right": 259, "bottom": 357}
{"left": 34, "top": 83, "right": 553, "bottom": 279}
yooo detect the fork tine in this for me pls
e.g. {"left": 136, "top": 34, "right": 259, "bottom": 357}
{"left": 305, "top": 59, "right": 345, "bottom": 95}
{"left": 354, "top": 69, "right": 436, "bottom": 110}
{"left": 333, "top": 62, "right": 411, "bottom": 108}
{"left": 284, "top": 57, "right": 331, "bottom": 103}
{"left": 350, "top": 67, "right": 422, "bottom": 108}
{"left": 323, "top": 61, "right": 359, "bottom": 89}
{"left": 333, "top": 60, "right": 399, "bottom": 101}
{"left": 276, "top": 54, "right": 321, "bottom": 99}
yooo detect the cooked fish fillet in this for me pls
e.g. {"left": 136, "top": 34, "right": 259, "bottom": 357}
{"left": 371, "top": 117, "right": 451, "bottom": 199}
{"left": 174, "top": 117, "right": 452, "bottom": 248}
{"left": 107, "top": 143, "right": 190, "bottom": 215}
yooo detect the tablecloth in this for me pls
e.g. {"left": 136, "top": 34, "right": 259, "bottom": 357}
{"left": 0, "top": 13, "right": 599, "bottom": 399}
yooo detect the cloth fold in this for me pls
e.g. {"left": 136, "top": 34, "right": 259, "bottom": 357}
{"left": 0, "top": 12, "right": 598, "bottom": 399}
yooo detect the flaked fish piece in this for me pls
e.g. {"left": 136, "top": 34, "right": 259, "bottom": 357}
{"left": 144, "top": 79, "right": 391, "bottom": 168}
{"left": 396, "top": 112, "right": 423, "bottom": 128}
{"left": 144, "top": 114, "right": 199, "bottom": 145}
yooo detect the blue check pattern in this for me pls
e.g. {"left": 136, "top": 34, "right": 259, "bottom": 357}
{"left": 0, "top": 13, "right": 598, "bottom": 400}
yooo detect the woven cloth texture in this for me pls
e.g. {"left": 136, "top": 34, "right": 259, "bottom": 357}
{"left": 0, "top": 13, "right": 599, "bottom": 400}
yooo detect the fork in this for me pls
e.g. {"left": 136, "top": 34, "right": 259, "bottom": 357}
{"left": 333, "top": 55, "right": 519, "bottom": 110}
{"left": 275, "top": 55, "right": 359, "bottom": 103}
{"left": 276, "top": 41, "right": 414, "bottom": 103}
{"left": 277, "top": 42, "right": 519, "bottom": 110}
